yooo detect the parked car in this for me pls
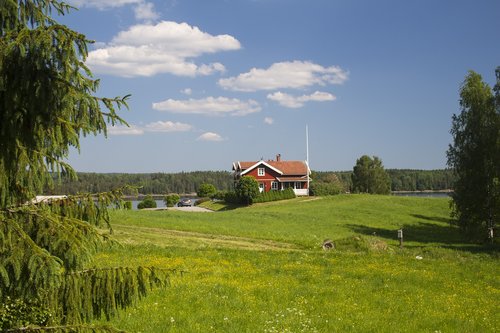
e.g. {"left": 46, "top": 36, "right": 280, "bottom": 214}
{"left": 178, "top": 198, "right": 192, "bottom": 207}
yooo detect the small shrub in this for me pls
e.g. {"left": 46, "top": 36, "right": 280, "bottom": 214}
{"left": 224, "top": 191, "right": 242, "bottom": 204}
{"left": 212, "top": 191, "right": 227, "bottom": 200}
{"left": 310, "top": 182, "right": 343, "bottom": 196}
{"left": 195, "top": 197, "right": 210, "bottom": 206}
{"left": 137, "top": 195, "right": 157, "bottom": 209}
{"left": 254, "top": 188, "right": 296, "bottom": 203}
{"left": 197, "top": 183, "right": 217, "bottom": 198}
{"left": 164, "top": 194, "right": 180, "bottom": 207}
{"left": 123, "top": 201, "right": 132, "bottom": 210}
{"left": 235, "top": 176, "right": 260, "bottom": 205}
{"left": 0, "top": 297, "right": 52, "bottom": 330}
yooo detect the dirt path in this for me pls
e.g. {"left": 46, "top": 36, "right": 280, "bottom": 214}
{"left": 141, "top": 206, "right": 213, "bottom": 212}
{"left": 112, "top": 224, "right": 301, "bottom": 251}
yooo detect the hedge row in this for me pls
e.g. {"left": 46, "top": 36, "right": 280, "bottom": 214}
{"left": 252, "top": 188, "right": 296, "bottom": 203}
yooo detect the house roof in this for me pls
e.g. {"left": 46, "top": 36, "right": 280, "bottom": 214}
{"left": 240, "top": 160, "right": 283, "bottom": 176}
{"left": 235, "top": 160, "right": 309, "bottom": 176}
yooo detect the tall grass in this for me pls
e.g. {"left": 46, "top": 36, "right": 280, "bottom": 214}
{"left": 92, "top": 195, "right": 498, "bottom": 332}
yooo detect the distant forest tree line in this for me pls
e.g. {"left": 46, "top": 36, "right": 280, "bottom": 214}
{"left": 322, "top": 169, "right": 455, "bottom": 192}
{"left": 43, "top": 169, "right": 455, "bottom": 195}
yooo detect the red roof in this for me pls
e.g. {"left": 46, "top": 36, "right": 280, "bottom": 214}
{"left": 235, "top": 160, "right": 309, "bottom": 175}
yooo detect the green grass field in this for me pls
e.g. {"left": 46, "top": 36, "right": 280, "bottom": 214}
{"left": 92, "top": 195, "right": 499, "bottom": 332}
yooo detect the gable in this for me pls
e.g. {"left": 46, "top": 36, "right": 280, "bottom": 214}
{"left": 240, "top": 160, "right": 283, "bottom": 176}
{"left": 234, "top": 160, "right": 309, "bottom": 176}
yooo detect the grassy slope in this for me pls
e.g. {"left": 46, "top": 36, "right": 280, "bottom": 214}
{"left": 110, "top": 195, "right": 458, "bottom": 249}
{"left": 93, "top": 195, "right": 499, "bottom": 332}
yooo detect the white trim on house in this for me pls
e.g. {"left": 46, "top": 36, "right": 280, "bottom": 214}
{"left": 240, "top": 160, "right": 284, "bottom": 176}
{"left": 294, "top": 189, "right": 309, "bottom": 196}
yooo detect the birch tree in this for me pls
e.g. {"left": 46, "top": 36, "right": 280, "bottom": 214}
{"left": 447, "top": 68, "right": 500, "bottom": 240}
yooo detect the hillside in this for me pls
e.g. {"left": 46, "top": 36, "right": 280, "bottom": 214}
{"left": 91, "top": 195, "right": 498, "bottom": 332}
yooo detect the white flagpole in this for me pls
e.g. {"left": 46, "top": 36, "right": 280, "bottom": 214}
{"left": 306, "top": 125, "right": 310, "bottom": 195}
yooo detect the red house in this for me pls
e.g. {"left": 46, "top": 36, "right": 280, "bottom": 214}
{"left": 232, "top": 154, "right": 311, "bottom": 196}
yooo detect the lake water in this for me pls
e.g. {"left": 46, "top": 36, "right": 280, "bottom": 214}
{"left": 127, "top": 197, "right": 198, "bottom": 210}
{"left": 126, "top": 193, "right": 450, "bottom": 209}
{"left": 128, "top": 199, "right": 166, "bottom": 210}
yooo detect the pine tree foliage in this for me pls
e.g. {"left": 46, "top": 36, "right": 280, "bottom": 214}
{"left": 1, "top": 193, "right": 174, "bottom": 330}
{"left": 0, "top": 0, "right": 129, "bottom": 208}
{"left": 1, "top": 1, "right": 172, "bottom": 331}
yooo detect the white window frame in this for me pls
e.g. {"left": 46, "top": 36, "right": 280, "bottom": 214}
{"left": 271, "top": 181, "right": 279, "bottom": 190}
{"left": 259, "top": 183, "right": 264, "bottom": 192}
{"left": 258, "top": 167, "right": 265, "bottom": 176}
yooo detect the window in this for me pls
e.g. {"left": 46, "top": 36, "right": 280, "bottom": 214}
{"left": 259, "top": 183, "right": 264, "bottom": 193}
{"left": 295, "top": 182, "right": 302, "bottom": 189}
{"left": 258, "top": 168, "right": 265, "bottom": 176}
{"left": 271, "top": 181, "right": 279, "bottom": 190}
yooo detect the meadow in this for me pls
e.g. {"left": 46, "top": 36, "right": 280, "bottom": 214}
{"left": 92, "top": 195, "right": 499, "bottom": 332}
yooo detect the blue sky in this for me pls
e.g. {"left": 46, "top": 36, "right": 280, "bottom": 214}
{"left": 62, "top": 0, "right": 500, "bottom": 172}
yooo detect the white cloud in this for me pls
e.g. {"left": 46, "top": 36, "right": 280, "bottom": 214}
{"left": 69, "top": 0, "right": 142, "bottom": 9}
{"left": 108, "top": 121, "right": 192, "bottom": 135}
{"left": 264, "top": 117, "right": 274, "bottom": 125}
{"left": 144, "top": 121, "right": 192, "bottom": 132}
{"left": 219, "top": 61, "right": 348, "bottom": 92}
{"left": 181, "top": 88, "right": 192, "bottom": 95}
{"left": 267, "top": 91, "right": 336, "bottom": 108}
{"left": 152, "top": 97, "right": 261, "bottom": 116}
{"left": 134, "top": 1, "right": 159, "bottom": 22}
{"left": 108, "top": 125, "right": 144, "bottom": 136}
{"left": 69, "top": 0, "right": 160, "bottom": 23}
{"left": 197, "top": 132, "right": 224, "bottom": 142}
{"left": 87, "top": 21, "right": 240, "bottom": 77}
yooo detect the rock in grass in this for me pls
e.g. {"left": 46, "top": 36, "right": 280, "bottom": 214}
{"left": 322, "top": 239, "right": 335, "bottom": 250}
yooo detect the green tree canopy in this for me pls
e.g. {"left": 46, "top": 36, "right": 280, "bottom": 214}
{"left": 447, "top": 68, "right": 500, "bottom": 239}
{"left": 235, "top": 176, "right": 260, "bottom": 205}
{"left": 137, "top": 195, "right": 157, "bottom": 209}
{"left": 164, "top": 194, "right": 180, "bottom": 207}
{"left": 351, "top": 155, "right": 391, "bottom": 194}
{"left": 197, "top": 183, "right": 217, "bottom": 198}
{"left": 0, "top": 1, "right": 169, "bottom": 331}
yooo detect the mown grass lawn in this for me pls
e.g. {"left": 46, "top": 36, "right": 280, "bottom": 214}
{"left": 92, "top": 195, "right": 499, "bottom": 332}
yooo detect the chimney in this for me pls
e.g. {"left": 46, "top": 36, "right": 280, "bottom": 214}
{"left": 276, "top": 154, "right": 281, "bottom": 162}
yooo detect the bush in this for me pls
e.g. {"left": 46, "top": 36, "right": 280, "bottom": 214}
{"left": 310, "top": 182, "right": 343, "bottom": 196}
{"left": 194, "top": 197, "right": 210, "bottom": 206}
{"left": 123, "top": 201, "right": 132, "bottom": 210}
{"left": 212, "top": 191, "right": 227, "bottom": 200}
{"left": 197, "top": 183, "right": 217, "bottom": 198}
{"left": 224, "top": 191, "right": 242, "bottom": 204}
{"left": 253, "top": 188, "right": 296, "bottom": 203}
{"left": 164, "top": 194, "right": 180, "bottom": 207}
{"left": 235, "top": 176, "right": 260, "bottom": 205}
{"left": 0, "top": 297, "right": 52, "bottom": 330}
{"left": 137, "top": 195, "right": 157, "bottom": 209}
